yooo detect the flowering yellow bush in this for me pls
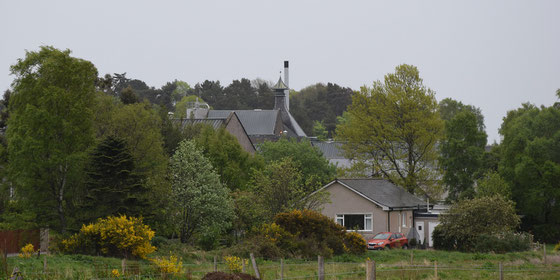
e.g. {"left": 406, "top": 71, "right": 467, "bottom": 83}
{"left": 18, "top": 243, "right": 36, "bottom": 258}
{"left": 344, "top": 231, "right": 366, "bottom": 254}
{"left": 224, "top": 256, "right": 246, "bottom": 273}
{"left": 111, "top": 269, "right": 120, "bottom": 278}
{"left": 62, "top": 215, "right": 156, "bottom": 259}
{"left": 150, "top": 255, "right": 183, "bottom": 275}
{"left": 554, "top": 242, "right": 560, "bottom": 252}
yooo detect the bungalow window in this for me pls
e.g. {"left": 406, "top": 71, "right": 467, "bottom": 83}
{"left": 402, "top": 212, "right": 407, "bottom": 227}
{"left": 335, "top": 214, "right": 372, "bottom": 231}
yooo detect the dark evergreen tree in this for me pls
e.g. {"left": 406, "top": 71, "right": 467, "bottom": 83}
{"left": 120, "top": 86, "right": 139, "bottom": 104}
{"left": 81, "top": 136, "right": 146, "bottom": 222}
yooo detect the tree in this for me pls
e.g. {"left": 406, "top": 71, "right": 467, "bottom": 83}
{"left": 194, "top": 125, "right": 262, "bottom": 191}
{"left": 434, "top": 195, "right": 520, "bottom": 251}
{"left": 312, "top": 121, "right": 328, "bottom": 141}
{"left": 439, "top": 110, "right": 487, "bottom": 201}
{"left": 171, "top": 80, "right": 191, "bottom": 104}
{"left": 169, "top": 140, "right": 234, "bottom": 243}
{"left": 120, "top": 86, "right": 139, "bottom": 104}
{"left": 7, "top": 46, "right": 97, "bottom": 232}
{"left": 499, "top": 100, "right": 560, "bottom": 242}
{"left": 476, "top": 171, "right": 511, "bottom": 199}
{"left": 336, "top": 64, "right": 444, "bottom": 196}
{"left": 258, "top": 138, "right": 336, "bottom": 189}
{"left": 290, "top": 83, "right": 353, "bottom": 137}
{"left": 250, "top": 158, "right": 327, "bottom": 220}
{"left": 80, "top": 136, "right": 146, "bottom": 223}
{"left": 174, "top": 95, "right": 206, "bottom": 119}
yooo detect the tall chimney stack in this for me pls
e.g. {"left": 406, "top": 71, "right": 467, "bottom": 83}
{"left": 284, "top": 61, "right": 289, "bottom": 111}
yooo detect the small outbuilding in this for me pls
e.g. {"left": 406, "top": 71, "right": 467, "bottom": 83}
{"left": 317, "top": 178, "right": 440, "bottom": 245}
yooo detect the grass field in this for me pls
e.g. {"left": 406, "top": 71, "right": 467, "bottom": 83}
{"left": 2, "top": 243, "right": 559, "bottom": 279}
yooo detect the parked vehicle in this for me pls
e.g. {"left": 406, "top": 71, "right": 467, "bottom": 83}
{"left": 367, "top": 232, "right": 408, "bottom": 250}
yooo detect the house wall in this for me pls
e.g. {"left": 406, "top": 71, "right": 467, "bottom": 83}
{"left": 225, "top": 116, "right": 256, "bottom": 154}
{"left": 388, "top": 210, "right": 413, "bottom": 235}
{"left": 413, "top": 215, "right": 440, "bottom": 246}
{"left": 320, "top": 182, "right": 387, "bottom": 239}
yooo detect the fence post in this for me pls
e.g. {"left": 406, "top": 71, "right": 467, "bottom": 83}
{"left": 434, "top": 261, "right": 438, "bottom": 280}
{"left": 410, "top": 251, "right": 414, "bottom": 265}
{"left": 43, "top": 255, "right": 47, "bottom": 274}
{"left": 366, "top": 260, "right": 376, "bottom": 280}
{"left": 250, "top": 253, "right": 260, "bottom": 279}
{"left": 280, "top": 258, "right": 284, "bottom": 280}
{"left": 121, "top": 258, "right": 126, "bottom": 275}
{"left": 499, "top": 262, "right": 503, "bottom": 280}
{"left": 242, "top": 259, "right": 246, "bottom": 273}
{"left": 318, "top": 255, "right": 324, "bottom": 280}
{"left": 543, "top": 243, "right": 547, "bottom": 265}
{"left": 214, "top": 256, "right": 217, "bottom": 272}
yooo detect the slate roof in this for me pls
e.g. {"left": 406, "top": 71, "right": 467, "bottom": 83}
{"left": 311, "top": 141, "right": 345, "bottom": 159}
{"left": 179, "top": 118, "right": 225, "bottom": 129}
{"left": 334, "top": 178, "right": 426, "bottom": 209}
{"left": 208, "top": 110, "right": 279, "bottom": 135}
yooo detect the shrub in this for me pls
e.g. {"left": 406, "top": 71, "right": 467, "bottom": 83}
{"left": 150, "top": 255, "right": 183, "bottom": 275}
{"left": 554, "top": 242, "right": 560, "bottom": 252}
{"left": 18, "top": 243, "right": 35, "bottom": 259}
{"left": 62, "top": 215, "right": 156, "bottom": 259}
{"left": 224, "top": 256, "right": 246, "bottom": 273}
{"left": 473, "top": 232, "right": 533, "bottom": 253}
{"left": 435, "top": 196, "right": 520, "bottom": 251}
{"left": 532, "top": 224, "right": 560, "bottom": 244}
{"left": 344, "top": 232, "right": 366, "bottom": 254}
{"left": 247, "top": 210, "right": 357, "bottom": 259}
{"left": 409, "top": 238, "right": 417, "bottom": 248}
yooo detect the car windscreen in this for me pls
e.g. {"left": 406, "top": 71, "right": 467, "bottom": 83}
{"left": 373, "top": 233, "right": 390, "bottom": 239}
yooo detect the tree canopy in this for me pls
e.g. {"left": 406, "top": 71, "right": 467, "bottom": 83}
{"left": 337, "top": 64, "right": 443, "bottom": 196}
{"left": 7, "top": 46, "right": 98, "bottom": 232}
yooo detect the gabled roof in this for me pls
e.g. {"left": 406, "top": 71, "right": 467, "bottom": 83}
{"left": 208, "top": 110, "right": 280, "bottom": 135}
{"left": 180, "top": 118, "right": 225, "bottom": 129}
{"left": 320, "top": 178, "right": 426, "bottom": 209}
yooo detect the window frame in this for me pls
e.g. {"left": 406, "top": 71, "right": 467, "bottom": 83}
{"left": 335, "top": 213, "right": 373, "bottom": 232}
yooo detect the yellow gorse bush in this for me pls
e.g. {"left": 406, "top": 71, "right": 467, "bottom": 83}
{"left": 224, "top": 255, "right": 246, "bottom": 273}
{"left": 554, "top": 242, "right": 560, "bottom": 252}
{"left": 111, "top": 269, "right": 120, "bottom": 278}
{"left": 18, "top": 243, "right": 35, "bottom": 258}
{"left": 62, "top": 215, "right": 156, "bottom": 259}
{"left": 150, "top": 255, "right": 183, "bottom": 275}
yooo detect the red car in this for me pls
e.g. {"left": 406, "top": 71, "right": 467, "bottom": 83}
{"left": 367, "top": 232, "right": 408, "bottom": 250}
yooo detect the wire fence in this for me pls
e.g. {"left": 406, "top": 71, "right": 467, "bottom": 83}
{"left": 2, "top": 255, "right": 560, "bottom": 280}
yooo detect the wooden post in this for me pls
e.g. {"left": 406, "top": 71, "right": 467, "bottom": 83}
{"left": 543, "top": 243, "right": 547, "bottom": 265}
{"left": 242, "top": 259, "right": 246, "bottom": 273}
{"left": 366, "top": 260, "right": 376, "bottom": 280}
{"left": 499, "top": 262, "right": 503, "bottom": 280}
{"left": 410, "top": 251, "right": 414, "bottom": 265}
{"left": 121, "top": 258, "right": 126, "bottom": 275}
{"left": 280, "top": 258, "right": 284, "bottom": 280}
{"left": 214, "top": 256, "right": 217, "bottom": 272}
{"left": 250, "top": 253, "right": 260, "bottom": 279}
{"left": 434, "top": 261, "right": 438, "bottom": 280}
{"left": 43, "top": 255, "right": 47, "bottom": 274}
{"left": 318, "top": 255, "right": 324, "bottom": 280}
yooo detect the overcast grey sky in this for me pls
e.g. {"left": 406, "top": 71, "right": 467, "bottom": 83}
{"left": 1, "top": 0, "right": 559, "bottom": 143}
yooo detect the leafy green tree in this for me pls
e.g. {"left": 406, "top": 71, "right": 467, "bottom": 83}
{"left": 251, "top": 158, "right": 328, "bottom": 220}
{"left": 171, "top": 80, "right": 191, "bottom": 104}
{"left": 312, "top": 121, "right": 328, "bottom": 141}
{"left": 194, "top": 125, "right": 262, "bottom": 191}
{"left": 499, "top": 100, "right": 560, "bottom": 242}
{"left": 7, "top": 46, "right": 97, "bottom": 232}
{"left": 337, "top": 64, "right": 444, "bottom": 196}
{"left": 258, "top": 138, "right": 336, "bottom": 188}
{"left": 476, "top": 171, "right": 511, "bottom": 199}
{"left": 80, "top": 136, "right": 146, "bottom": 223}
{"left": 169, "top": 140, "right": 234, "bottom": 243}
{"left": 439, "top": 98, "right": 485, "bottom": 130}
{"left": 439, "top": 110, "right": 487, "bottom": 201}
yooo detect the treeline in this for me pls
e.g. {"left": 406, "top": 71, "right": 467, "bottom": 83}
{"left": 0, "top": 47, "right": 338, "bottom": 250}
